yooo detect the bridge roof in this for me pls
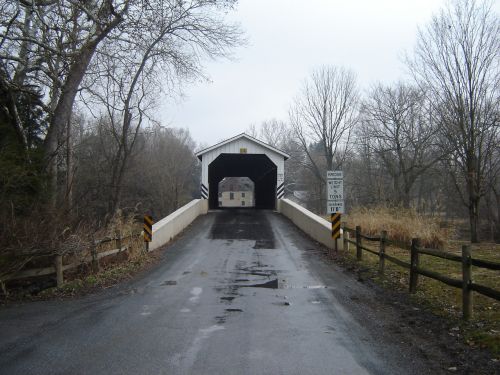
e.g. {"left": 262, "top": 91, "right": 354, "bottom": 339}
{"left": 195, "top": 133, "right": 290, "bottom": 161}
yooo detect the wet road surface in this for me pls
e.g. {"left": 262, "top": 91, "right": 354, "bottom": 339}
{"left": 0, "top": 210, "right": 439, "bottom": 374}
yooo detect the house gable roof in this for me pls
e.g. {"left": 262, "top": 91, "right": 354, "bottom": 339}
{"left": 195, "top": 133, "right": 290, "bottom": 161}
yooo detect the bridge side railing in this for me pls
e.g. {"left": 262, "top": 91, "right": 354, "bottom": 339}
{"left": 277, "top": 199, "right": 340, "bottom": 250}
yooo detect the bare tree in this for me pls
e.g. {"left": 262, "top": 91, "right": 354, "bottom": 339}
{"left": 359, "top": 83, "right": 442, "bottom": 208}
{"left": 246, "top": 118, "right": 305, "bottom": 197}
{"left": 141, "top": 127, "right": 198, "bottom": 217}
{"left": 1, "top": 0, "right": 241, "bottom": 209}
{"left": 82, "top": 0, "right": 242, "bottom": 215}
{"left": 289, "top": 66, "right": 358, "bottom": 212}
{"left": 1, "top": 0, "right": 130, "bottom": 205}
{"left": 290, "top": 66, "right": 357, "bottom": 174}
{"left": 407, "top": 0, "right": 499, "bottom": 242}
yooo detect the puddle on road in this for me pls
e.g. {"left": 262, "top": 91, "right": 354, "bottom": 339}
{"left": 225, "top": 308, "right": 243, "bottom": 312}
{"left": 253, "top": 239, "right": 275, "bottom": 249}
{"left": 242, "top": 279, "right": 279, "bottom": 289}
{"left": 234, "top": 265, "right": 278, "bottom": 279}
{"left": 239, "top": 279, "right": 328, "bottom": 290}
{"left": 161, "top": 280, "right": 177, "bottom": 286}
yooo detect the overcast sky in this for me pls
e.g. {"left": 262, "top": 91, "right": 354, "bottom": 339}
{"left": 159, "top": 0, "right": 450, "bottom": 147}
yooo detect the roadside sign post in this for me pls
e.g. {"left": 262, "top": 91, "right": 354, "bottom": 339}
{"left": 143, "top": 215, "right": 153, "bottom": 252}
{"left": 327, "top": 171, "right": 344, "bottom": 251}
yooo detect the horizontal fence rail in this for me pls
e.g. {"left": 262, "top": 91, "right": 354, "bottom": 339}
{"left": 341, "top": 223, "right": 500, "bottom": 320}
{"left": 2, "top": 231, "right": 142, "bottom": 290}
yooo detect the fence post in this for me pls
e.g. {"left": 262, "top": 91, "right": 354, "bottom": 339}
{"left": 355, "top": 226, "right": 362, "bottom": 261}
{"left": 342, "top": 223, "right": 349, "bottom": 252}
{"left": 55, "top": 255, "right": 63, "bottom": 287}
{"left": 378, "top": 230, "right": 387, "bottom": 276}
{"left": 116, "top": 229, "right": 122, "bottom": 251}
{"left": 409, "top": 238, "right": 420, "bottom": 294}
{"left": 0, "top": 280, "right": 7, "bottom": 296}
{"left": 462, "top": 245, "right": 473, "bottom": 321}
{"left": 91, "top": 242, "right": 99, "bottom": 273}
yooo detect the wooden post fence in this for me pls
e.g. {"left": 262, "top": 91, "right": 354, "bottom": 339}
{"left": 355, "top": 226, "right": 362, "bottom": 261}
{"left": 116, "top": 229, "right": 122, "bottom": 251}
{"left": 55, "top": 255, "right": 63, "bottom": 287}
{"left": 462, "top": 244, "right": 473, "bottom": 320}
{"left": 342, "top": 223, "right": 349, "bottom": 252}
{"left": 378, "top": 230, "right": 387, "bottom": 276}
{"left": 409, "top": 238, "right": 420, "bottom": 294}
{"left": 340, "top": 224, "right": 500, "bottom": 320}
{"left": 91, "top": 242, "right": 99, "bottom": 273}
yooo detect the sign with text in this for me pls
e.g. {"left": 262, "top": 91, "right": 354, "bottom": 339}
{"left": 327, "top": 170, "right": 344, "bottom": 214}
{"left": 327, "top": 171, "right": 343, "bottom": 179}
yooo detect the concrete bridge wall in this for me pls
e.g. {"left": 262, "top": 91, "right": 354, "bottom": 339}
{"left": 277, "top": 199, "right": 342, "bottom": 250}
{"left": 150, "top": 199, "right": 209, "bottom": 251}
{"left": 150, "top": 198, "right": 341, "bottom": 252}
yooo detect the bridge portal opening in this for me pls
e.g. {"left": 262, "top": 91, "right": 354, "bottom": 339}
{"left": 218, "top": 177, "right": 255, "bottom": 208}
{"left": 209, "top": 154, "right": 277, "bottom": 210}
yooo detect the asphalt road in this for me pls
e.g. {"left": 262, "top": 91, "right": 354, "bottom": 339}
{"left": 0, "top": 209, "right": 447, "bottom": 374}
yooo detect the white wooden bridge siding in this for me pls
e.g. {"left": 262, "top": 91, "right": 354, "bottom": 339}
{"left": 197, "top": 134, "right": 287, "bottom": 200}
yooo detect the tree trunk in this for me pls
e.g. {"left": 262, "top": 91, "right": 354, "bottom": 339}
{"left": 65, "top": 116, "right": 73, "bottom": 212}
{"left": 493, "top": 189, "right": 500, "bottom": 244}
{"left": 469, "top": 201, "right": 479, "bottom": 243}
{"left": 402, "top": 186, "right": 411, "bottom": 209}
{"left": 44, "top": 43, "right": 99, "bottom": 207}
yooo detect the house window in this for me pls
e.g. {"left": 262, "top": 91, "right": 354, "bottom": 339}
{"left": 230, "top": 192, "right": 234, "bottom": 200}
{"left": 240, "top": 148, "right": 247, "bottom": 154}
{"left": 242, "top": 201, "right": 246, "bottom": 206}
{"left": 241, "top": 192, "right": 245, "bottom": 198}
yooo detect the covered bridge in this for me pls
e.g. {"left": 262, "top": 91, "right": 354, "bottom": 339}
{"left": 195, "top": 133, "right": 289, "bottom": 209}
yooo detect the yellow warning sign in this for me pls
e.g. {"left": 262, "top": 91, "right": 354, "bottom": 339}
{"left": 143, "top": 215, "right": 153, "bottom": 242}
{"left": 331, "top": 213, "right": 341, "bottom": 240}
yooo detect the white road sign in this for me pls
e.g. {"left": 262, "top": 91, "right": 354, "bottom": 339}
{"left": 327, "top": 201, "right": 344, "bottom": 214}
{"left": 327, "top": 170, "right": 344, "bottom": 214}
{"left": 327, "top": 179, "right": 343, "bottom": 201}
{"left": 327, "top": 171, "right": 343, "bottom": 179}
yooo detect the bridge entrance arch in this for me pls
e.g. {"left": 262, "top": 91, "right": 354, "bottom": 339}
{"left": 196, "top": 134, "right": 289, "bottom": 210}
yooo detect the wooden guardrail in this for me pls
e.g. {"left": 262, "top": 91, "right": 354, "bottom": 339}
{"left": 341, "top": 224, "right": 500, "bottom": 320}
{"left": 3, "top": 231, "right": 141, "bottom": 290}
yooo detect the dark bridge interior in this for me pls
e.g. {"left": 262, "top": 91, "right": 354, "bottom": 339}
{"left": 208, "top": 154, "right": 277, "bottom": 210}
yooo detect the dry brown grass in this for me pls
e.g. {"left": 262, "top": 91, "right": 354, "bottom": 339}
{"left": 344, "top": 206, "right": 453, "bottom": 248}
